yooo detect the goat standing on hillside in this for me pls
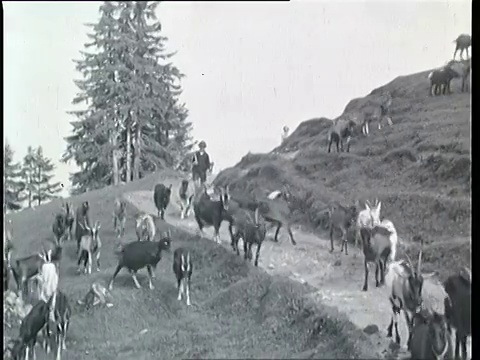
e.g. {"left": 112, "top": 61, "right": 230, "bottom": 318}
{"left": 135, "top": 213, "right": 156, "bottom": 242}
{"left": 327, "top": 118, "right": 356, "bottom": 153}
{"left": 453, "top": 34, "right": 471, "bottom": 60}
{"left": 408, "top": 308, "right": 453, "bottom": 359}
{"left": 178, "top": 179, "right": 194, "bottom": 219}
{"left": 75, "top": 201, "right": 91, "bottom": 254}
{"left": 173, "top": 248, "right": 193, "bottom": 306}
{"left": 447, "top": 59, "right": 471, "bottom": 93}
{"left": 77, "top": 221, "right": 102, "bottom": 274}
{"left": 232, "top": 208, "right": 267, "bottom": 267}
{"left": 62, "top": 202, "right": 75, "bottom": 241}
{"left": 153, "top": 183, "right": 172, "bottom": 220}
{"left": 355, "top": 199, "right": 382, "bottom": 249}
{"left": 36, "top": 249, "right": 59, "bottom": 323}
{"left": 43, "top": 290, "right": 71, "bottom": 360}
{"left": 385, "top": 238, "right": 425, "bottom": 348}
{"left": 329, "top": 203, "right": 358, "bottom": 255}
{"left": 443, "top": 267, "right": 471, "bottom": 360}
{"left": 429, "top": 66, "right": 460, "bottom": 96}
{"left": 113, "top": 198, "right": 127, "bottom": 238}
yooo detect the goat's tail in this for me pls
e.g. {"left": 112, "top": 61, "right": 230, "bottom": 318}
{"left": 385, "top": 260, "right": 406, "bottom": 289}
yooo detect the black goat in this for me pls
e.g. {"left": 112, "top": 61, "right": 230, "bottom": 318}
{"left": 327, "top": 118, "right": 356, "bottom": 153}
{"left": 443, "top": 268, "right": 471, "bottom": 360}
{"left": 108, "top": 232, "right": 172, "bottom": 290}
{"left": 43, "top": 290, "right": 72, "bottom": 360}
{"left": 52, "top": 213, "right": 67, "bottom": 245}
{"left": 193, "top": 184, "right": 234, "bottom": 244}
{"left": 153, "top": 183, "right": 172, "bottom": 220}
{"left": 173, "top": 247, "right": 193, "bottom": 306}
{"left": 429, "top": 66, "right": 460, "bottom": 96}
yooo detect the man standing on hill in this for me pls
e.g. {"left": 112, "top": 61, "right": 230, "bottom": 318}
{"left": 192, "top": 141, "right": 212, "bottom": 186}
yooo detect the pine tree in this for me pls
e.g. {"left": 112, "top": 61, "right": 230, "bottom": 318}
{"left": 32, "top": 147, "right": 62, "bottom": 206}
{"left": 63, "top": 1, "right": 193, "bottom": 193}
{"left": 4, "top": 141, "right": 25, "bottom": 211}
{"left": 20, "top": 146, "right": 37, "bottom": 208}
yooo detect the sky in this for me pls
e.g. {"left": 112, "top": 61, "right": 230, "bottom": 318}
{"left": 4, "top": 1, "right": 471, "bottom": 195}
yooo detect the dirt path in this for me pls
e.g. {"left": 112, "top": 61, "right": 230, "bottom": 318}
{"left": 124, "top": 188, "right": 470, "bottom": 359}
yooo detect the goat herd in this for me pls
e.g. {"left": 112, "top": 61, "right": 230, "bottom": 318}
{"left": 2, "top": 33, "right": 472, "bottom": 360}
{"left": 327, "top": 34, "right": 471, "bottom": 156}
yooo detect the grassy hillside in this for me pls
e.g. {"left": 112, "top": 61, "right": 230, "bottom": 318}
{"left": 214, "top": 69, "right": 471, "bottom": 281}
{"left": 4, "top": 171, "right": 380, "bottom": 359}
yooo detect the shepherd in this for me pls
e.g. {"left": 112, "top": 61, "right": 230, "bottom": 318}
{"left": 192, "top": 141, "right": 212, "bottom": 187}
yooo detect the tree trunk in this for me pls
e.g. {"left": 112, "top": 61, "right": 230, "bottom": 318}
{"left": 111, "top": 132, "right": 119, "bottom": 186}
{"left": 126, "top": 125, "right": 132, "bottom": 183}
{"left": 37, "top": 168, "right": 42, "bottom": 206}
{"left": 133, "top": 122, "right": 141, "bottom": 181}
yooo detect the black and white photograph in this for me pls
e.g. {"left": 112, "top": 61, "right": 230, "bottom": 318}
{"left": 4, "top": 1, "right": 471, "bottom": 359}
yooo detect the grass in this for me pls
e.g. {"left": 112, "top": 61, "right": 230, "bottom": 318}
{"left": 215, "top": 68, "right": 471, "bottom": 282}
{"left": 4, "top": 171, "right": 380, "bottom": 359}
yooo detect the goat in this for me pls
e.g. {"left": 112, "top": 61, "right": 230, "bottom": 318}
{"left": 429, "top": 66, "right": 461, "bottom": 96}
{"left": 173, "top": 247, "right": 193, "bottom": 306}
{"left": 77, "top": 221, "right": 102, "bottom": 274}
{"left": 327, "top": 118, "right": 356, "bottom": 153}
{"left": 36, "top": 250, "right": 59, "bottom": 324}
{"left": 10, "top": 298, "right": 53, "bottom": 360}
{"left": 153, "top": 183, "right": 172, "bottom": 220}
{"left": 74, "top": 201, "right": 91, "bottom": 254}
{"left": 61, "top": 202, "right": 75, "bottom": 241}
{"left": 113, "top": 198, "right": 127, "bottom": 238}
{"left": 329, "top": 203, "right": 358, "bottom": 255}
{"left": 108, "top": 232, "right": 172, "bottom": 290}
{"left": 447, "top": 59, "right": 471, "bottom": 93}
{"left": 135, "top": 213, "right": 156, "bottom": 242}
{"left": 360, "top": 226, "right": 392, "bottom": 291}
{"left": 193, "top": 184, "right": 233, "bottom": 245}
{"left": 385, "top": 237, "right": 424, "bottom": 347}
{"left": 52, "top": 213, "right": 67, "bottom": 245}
{"left": 232, "top": 208, "right": 267, "bottom": 267}
{"left": 43, "top": 290, "right": 71, "bottom": 360}
{"left": 178, "top": 179, "right": 194, "bottom": 219}
{"left": 408, "top": 309, "right": 453, "bottom": 360}
{"left": 254, "top": 193, "right": 296, "bottom": 246}
{"left": 77, "top": 282, "right": 113, "bottom": 309}
{"left": 453, "top": 34, "right": 471, "bottom": 60}
{"left": 355, "top": 199, "right": 382, "bottom": 249}
{"left": 443, "top": 267, "right": 471, "bottom": 360}
{"left": 11, "top": 246, "right": 62, "bottom": 300}
{"left": 379, "top": 219, "right": 398, "bottom": 263}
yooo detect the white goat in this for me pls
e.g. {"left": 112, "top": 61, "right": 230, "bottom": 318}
{"left": 379, "top": 219, "right": 398, "bottom": 262}
{"left": 355, "top": 199, "right": 382, "bottom": 248}
{"left": 135, "top": 214, "right": 156, "bottom": 242}
{"left": 36, "top": 250, "right": 59, "bottom": 323}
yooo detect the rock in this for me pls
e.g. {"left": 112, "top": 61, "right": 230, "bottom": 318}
{"left": 333, "top": 259, "right": 342, "bottom": 266}
{"left": 363, "top": 324, "right": 379, "bottom": 335}
{"left": 268, "top": 264, "right": 275, "bottom": 269}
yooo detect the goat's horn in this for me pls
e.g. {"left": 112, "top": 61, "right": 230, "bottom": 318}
{"left": 365, "top": 199, "right": 372, "bottom": 207}
{"left": 404, "top": 253, "right": 415, "bottom": 270}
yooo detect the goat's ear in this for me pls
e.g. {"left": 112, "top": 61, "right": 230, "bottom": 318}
{"left": 168, "top": 184, "right": 172, "bottom": 190}
{"left": 365, "top": 204, "right": 371, "bottom": 211}
{"left": 377, "top": 201, "right": 382, "bottom": 212}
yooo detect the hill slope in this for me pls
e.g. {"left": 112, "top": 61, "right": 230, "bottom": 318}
{"left": 214, "top": 68, "right": 471, "bottom": 280}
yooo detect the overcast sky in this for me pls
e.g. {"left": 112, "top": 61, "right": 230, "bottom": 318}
{"left": 4, "top": 1, "right": 471, "bottom": 194}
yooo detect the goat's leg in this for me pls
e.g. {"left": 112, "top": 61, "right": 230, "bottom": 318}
{"left": 186, "top": 276, "right": 191, "bottom": 306}
{"left": 254, "top": 243, "right": 262, "bottom": 267}
{"left": 87, "top": 252, "right": 92, "bottom": 274}
{"left": 454, "top": 333, "right": 460, "bottom": 359}
{"left": 362, "top": 259, "right": 369, "bottom": 291}
{"left": 213, "top": 226, "right": 221, "bottom": 244}
{"left": 329, "top": 227, "right": 335, "bottom": 253}
{"left": 340, "top": 230, "right": 347, "bottom": 254}
{"left": 130, "top": 270, "right": 142, "bottom": 289}
{"left": 462, "top": 335, "right": 468, "bottom": 360}
{"left": 146, "top": 265, "right": 155, "bottom": 290}
{"left": 177, "top": 277, "right": 183, "bottom": 301}
{"left": 273, "top": 223, "right": 282, "bottom": 242}
{"left": 243, "top": 240, "right": 249, "bottom": 260}
{"left": 429, "top": 84, "right": 434, "bottom": 96}
{"left": 108, "top": 264, "right": 123, "bottom": 290}
{"left": 328, "top": 138, "right": 332, "bottom": 153}
{"left": 96, "top": 251, "right": 101, "bottom": 272}
{"left": 286, "top": 224, "right": 296, "bottom": 245}
{"left": 404, "top": 311, "right": 413, "bottom": 348}
{"left": 375, "top": 262, "right": 380, "bottom": 287}
{"left": 247, "top": 243, "right": 253, "bottom": 261}
{"left": 379, "top": 259, "right": 386, "bottom": 285}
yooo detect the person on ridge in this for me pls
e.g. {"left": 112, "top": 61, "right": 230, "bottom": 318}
{"left": 192, "top": 141, "right": 212, "bottom": 186}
